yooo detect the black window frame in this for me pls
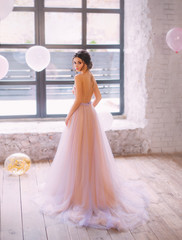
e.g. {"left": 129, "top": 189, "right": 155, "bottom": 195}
{"left": 0, "top": 0, "right": 124, "bottom": 119}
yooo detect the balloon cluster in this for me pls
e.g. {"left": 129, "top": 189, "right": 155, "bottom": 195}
{"left": 0, "top": 0, "right": 14, "bottom": 79}
{"left": 166, "top": 28, "right": 182, "bottom": 53}
{"left": 0, "top": 45, "right": 51, "bottom": 80}
{"left": 0, "top": 0, "right": 51, "bottom": 80}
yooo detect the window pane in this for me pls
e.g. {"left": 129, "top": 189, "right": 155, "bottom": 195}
{"left": 14, "top": 0, "right": 34, "bottom": 7}
{"left": 0, "top": 49, "right": 35, "bottom": 82}
{"left": 87, "top": 0, "right": 120, "bottom": 9}
{"left": 46, "top": 50, "right": 77, "bottom": 82}
{"left": 89, "top": 49, "right": 120, "bottom": 113}
{"left": 0, "top": 85, "right": 36, "bottom": 116}
{"left": 46, "top": 84, "right": 74, "bottom": 114}
{"left": 0, "top": 12, "right": 34, "bottom": 44}
{"left": 45, "top": 13, "right": 81, "bottom": 44}
{"left": 88, "top": 49, "right": 120, "bottom": 81}
{"left": 44, "top": 0, "right": 81, "bottom": 8}
{"left": 96, "top": 83, "right": 120, "bottom": 113}
{"left": 87, "top": 13, "right": 119, "bottom": 44}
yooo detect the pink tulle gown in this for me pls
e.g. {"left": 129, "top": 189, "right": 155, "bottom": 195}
{"left": 32, "top": 101, "right": 150, "bottom": 231}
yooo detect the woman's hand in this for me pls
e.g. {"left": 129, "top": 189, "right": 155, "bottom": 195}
{"left": 72, "top": 85, "right": 76, "bottom": 95}
{"left": 65, "top": 116, "right": 70, "bottom": 126}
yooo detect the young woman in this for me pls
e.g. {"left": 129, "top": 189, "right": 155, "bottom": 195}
{"left": 33, "top": 50, "right": 150, "bottom": 231}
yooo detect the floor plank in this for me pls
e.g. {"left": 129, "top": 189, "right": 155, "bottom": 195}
{"left": 161, "top": 213, "right": 182, "bottom": 230}
{"left": 66, "top": 225, "right": 80, "bottom": 240}
{"left": 20, "top": 164, "right": 48, "bottom": 240}
{"left": 1, "top": 168, "right": 23, "bottom": 240}
{"left": 87, "top": 227, "right": 112, "bottom": 240}
{"left": 175, "top": 230, "right": 182, "bottom": 240}
{"left": 109, "top": 229, "right": 135, "bottom": 240}
{"left": 46, "top": 224, "right": 70, "bottom": 240}
{"left": 150, "top": 155, "right": 182, "bottom": 198}
{"left": 77, "top": 227, "right": 90, "bottom": 240}
{"left": 132, "top": 231, "right": 158, "bottom": 240}
{"left": 148, "top": 217, "right": 180, "bottom": 240}
{"left": 159, "top": 193, "right": 182, "bottom": 218}
{"left": 34, "top": 161, "right": 70, "bottom": 240}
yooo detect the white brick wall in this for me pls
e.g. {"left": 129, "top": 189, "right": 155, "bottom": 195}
{"left": 125, "top": 0, "right": 182, "bottom": 153}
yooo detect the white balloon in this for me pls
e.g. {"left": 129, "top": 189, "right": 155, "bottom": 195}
{"left": 0, "top": 55, "right": 9, "bottom": 80}
{"left": 0, "top": 0, "right": 14, "bottom": 20}
{"left": 25, "top": 46, "right": 51, "bottom": 72}
{"left": 98, "top": 111, "right": 113, "bottom": 131}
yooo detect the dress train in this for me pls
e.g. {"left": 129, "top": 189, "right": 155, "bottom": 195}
{"left": 32, "top": 102, "right": 150, "bottom": 231}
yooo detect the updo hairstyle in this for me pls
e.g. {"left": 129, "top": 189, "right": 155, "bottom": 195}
{"left": 73, "top": 50, "right": 93, "bottom": 70}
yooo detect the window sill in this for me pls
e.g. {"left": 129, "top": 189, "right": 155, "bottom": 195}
{"left": 0, "top": 117, "right": 146, "bottom": 134}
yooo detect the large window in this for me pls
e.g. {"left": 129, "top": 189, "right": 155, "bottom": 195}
{"left": 0, "top": 0, "right": 124, "bottom": 118}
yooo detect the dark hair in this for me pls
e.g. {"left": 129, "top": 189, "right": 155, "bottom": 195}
{"left": 73, "top": 50, "right": 93, "bottom": 69}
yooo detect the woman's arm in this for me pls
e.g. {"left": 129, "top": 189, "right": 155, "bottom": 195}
{"left": 92, "top": 76, "right": 102, "bottom": 107}
{"left": 65, "top": 75, "right": 82, "bottom": 126}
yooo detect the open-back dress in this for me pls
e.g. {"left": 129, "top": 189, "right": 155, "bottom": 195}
{"left": 32, "top": 79, "right": 150, "bottom": 231}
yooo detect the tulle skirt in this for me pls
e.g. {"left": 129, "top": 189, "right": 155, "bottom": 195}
{"left": 32, "top": 102, "right": 150, "bottom": 231}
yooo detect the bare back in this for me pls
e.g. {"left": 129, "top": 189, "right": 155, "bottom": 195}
{"left": 77, "top": 71, "right": 94, "bottom": 103}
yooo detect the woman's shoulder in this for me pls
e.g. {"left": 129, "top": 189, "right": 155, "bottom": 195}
{"left": 74, "top": 73, "right": 82, "bottom": 81}
{"left": 74, "top": 73, "right": 84, "bottom": 86}
{"left": 75, "top": 71, "right": 92, "bottom": 79}
{"left": 75, "top": 72, "right": 81, "bottom": 77}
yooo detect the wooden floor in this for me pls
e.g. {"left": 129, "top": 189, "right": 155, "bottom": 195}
{"left": 0, "top": 154, "right": 182, "bottom": 240}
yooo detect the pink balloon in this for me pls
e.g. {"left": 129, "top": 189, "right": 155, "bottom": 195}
{"left": 166, "top": 28, "right": 182, "bottom": 53}
{"left": 25, "top": 46, "right": 50, "bottom": 72}
{"left": 0, "top": 55, "right": 9, "bottom": 80}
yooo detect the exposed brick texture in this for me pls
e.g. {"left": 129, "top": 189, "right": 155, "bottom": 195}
{"left": 125, "top": 0, "right": 182, "bottom": 154}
